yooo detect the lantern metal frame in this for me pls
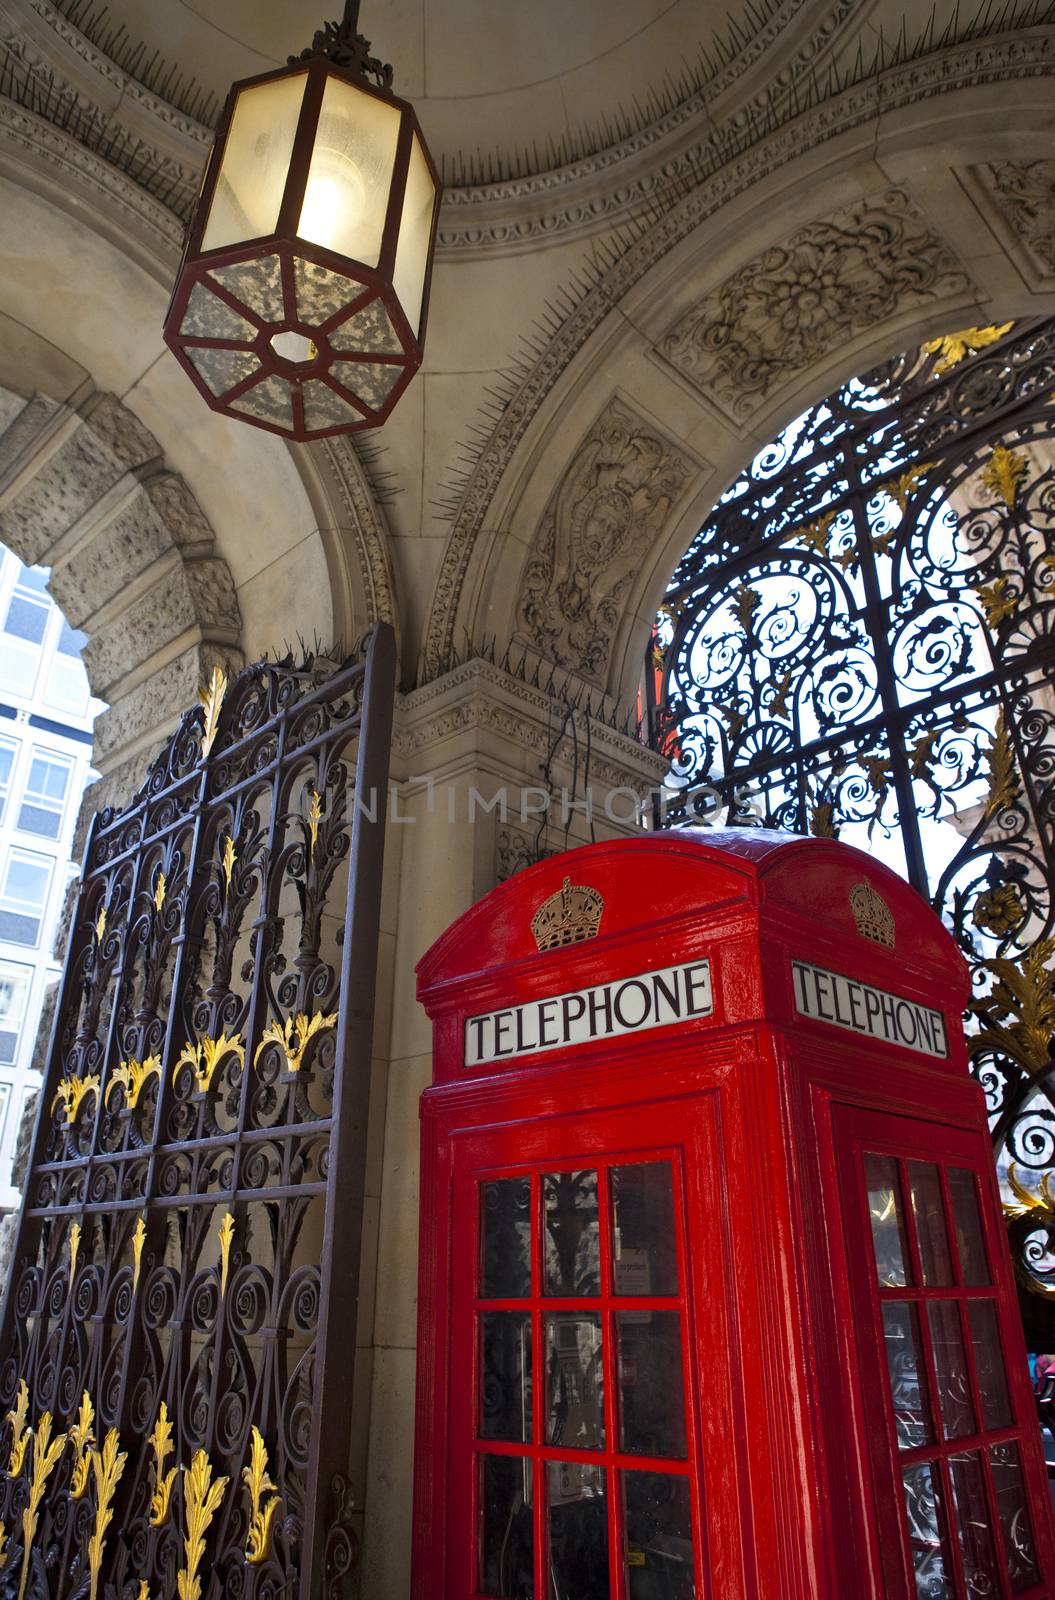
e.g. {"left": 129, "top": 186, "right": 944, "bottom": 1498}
{"left": 163, "top": 4, "right": 441, "bottom": 440}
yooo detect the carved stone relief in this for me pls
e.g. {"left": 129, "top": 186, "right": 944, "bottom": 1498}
{"left": 659, "top": 188, "right": 971, "bottom": 425}
{"left": 977, "top": 160, "right": 1055, "bottom": 279}
{"left": 515, "top": 398, "right": 696, "bottom": 685}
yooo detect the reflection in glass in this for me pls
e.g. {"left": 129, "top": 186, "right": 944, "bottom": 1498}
{"left": 881, "top": 1302, "right": 933, "bottom": 1449}
{"left": 481, "top": 1313, "right": 532, "bottom": 1443}
{"left": 967, "top": 1300, "right": 1012, "bottom": 1432}
{"left": 901, "top": 1461, "right": 954, "bottom": 1599}
{"left": 927, "top": 1302, "right": 976, "bottom": 1440}
{"left": 989, "top": 1442, "right": 1041, "bottom": 1592}
{"left": 546, "top": 1315, "right": 604, "bottom": 1451}
{"left": 947, "top": 1167, "right": 991, "bottom": 1286}
{"left": 548, "top": 1462, "right": 609, "bottom": 1600}
{"left": 617, "top": 1312, "right": 688, "bottom": 1459}
{"left": 611, "top": 1162, "right": 678, "bottom": 1296}
{"left": 864, "top": 1154, "right": 910, "bottom": 1286}
{"left": 544, "top": 1171, "right": 600, "bottom": 1297}
{"left": 948, "top": 1451, "right": 1001, "bottom": 1594}
{"left": 481, "top": 1454, "right": 534, "bottom": 1598}
{"left": 623, "top": 1472, "right": 695, "bottom": 1599}
{"left": 481, "top": 1178, "right": 532, "bottom": 1299}
{"left": 909, "top": 1162, "right": 954, "bottom": 1285}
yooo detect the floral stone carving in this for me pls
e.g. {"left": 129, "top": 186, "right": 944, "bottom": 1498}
{"left": 516, "top": 397, "right": 696, "bottom": 684}
{"left": 982, "top": 160, "right": 1055, "bottom": 275}
{"left": 658, "top": 188, "right": 970, "bottom": 424}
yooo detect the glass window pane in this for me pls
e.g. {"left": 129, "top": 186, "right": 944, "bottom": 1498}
{"left": 948, "top": 1451, "right": 1001, "bottom": 1594}
{"left": 202, "top": 74, "right": 307, "bottom": 251}
{"left": 481, "top": 1177, "right": 531, "bottom": 1299}
{"left": 297, "top": 77, "right": 400, "bottom": 268}
{"left": 547, "top": 1462, "right": 608, "bottom": 1600}
{"left": 623, "top": 1471, "right": 695, "bottom": 1599}
{"left": 44, "top": 653, "right": 90, "bottom": 716}
{"left": 546, "top": 1314, "right": 604, "bottom": 1451}
{"left": 882, "top": 1302, "right": 934, "bottom": 1449}
{"left": 56, "top": 619, "right": 86, "bottom": 658}
{"left": 3, "top": 593, "right": 47, "bottom": 643}
{"left": 610, "top": 1162, "right": 678, "bottom": 1297}
{"left": 988, "top": 1442, "right": 1041, "bottom": 1592}
{"left": 617, "top": 1312, "right": 687, "bottom": 1460}
{"left": 480, "top": 1454, "right": 534, "bottom": 1598}
{"left": 909, "top": 1162, "right": 954, "bottom": 1286}
{"left": 5, "top": 856, "right": 49, "bottom": 907}
{"left": 927, "top": 1302, "right": 976, "bottom": 1440}
{"left": 0, "top": 640, "right": 40, "bottom": 698}
{"left": 480, "top": 1312, "right": 532, "bottom": 1443}
{"left": 392, "top": 130, "right": 437, "bottom": 336}
{"left": 967, "top": 1301, "right": 1012, "bottom": 1432}
{"left": 901, "top": 1461, "right": 954, "bottom": 1599}
{"left": 947, "top": 1167, "right": 991, "bottom": 1286}
{"left": 544, "top": 1171, "right": 600, "bottom": 1297}
{"left": 864, "top": 1153, "right": 911, "bottom": 1287}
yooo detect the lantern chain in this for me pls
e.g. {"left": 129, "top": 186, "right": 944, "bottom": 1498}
{"left": 288, "top": 0, "right": 395, "bottom": 88}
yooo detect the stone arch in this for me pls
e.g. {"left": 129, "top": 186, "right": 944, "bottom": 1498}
{"left": 422, "top": 47, "right": 1055, "bottom": 697}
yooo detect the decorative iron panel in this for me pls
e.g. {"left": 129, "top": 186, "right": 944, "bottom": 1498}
{"left": 0, "top": 624, "right": 396, "bottom": 1599}
{"left": 649, "top": 320, "right": 1055, "bottom": 1323}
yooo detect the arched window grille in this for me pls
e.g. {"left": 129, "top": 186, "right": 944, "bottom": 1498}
{"left": 649, "top": 319, "right": 1055, "bottom": 1324}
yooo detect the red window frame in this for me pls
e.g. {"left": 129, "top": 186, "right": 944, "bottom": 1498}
{"left": 448, "top": 1114, "right": 706, "bottom": 1600}
{"left": 835, "top": 1104, "right": 1050, "bottom": 1600}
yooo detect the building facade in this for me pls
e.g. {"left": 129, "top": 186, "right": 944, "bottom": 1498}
{"left": 0, "top": 547, "right": 99, "bottom": 1208}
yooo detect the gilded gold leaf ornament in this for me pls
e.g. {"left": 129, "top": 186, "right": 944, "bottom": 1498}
{"left": 222, "top": 833, "right": 236, "bottom": 895}
{"left": 51, "top": 1075, "right": 100, "bottom": 1123}
{"left": 198, "top": 665, "right": 228, "bottom": 761}
{"left": 253, "top": 1010, "right": 338, "bottom": 1075}
{"left": 809, "top": 803, "right": 837, "bottom": 839}
{"left": 307, "top": 787, "right": 323, "bottom": 863}
{"left": 17, "top": 1412, "right": 67, "bottom": 1600}
{"left": 131, "top": 1216, "right": 147, "bottom": 1291}
{"left": 176, "top": 1449, "right": 229, "bottom": 1600}
{"left": 95, "top": 904, "right": 106, "bottom": 942}
{"left": 174, "top": 1032, "right": 245, "bottom": 1094}
{"left": 922, "top": 322, "right": 1014, "bottom": 373}
{"left": 4, "top": 1381, "right": 29, "bottom": 1476}
{"left": 153, "top": 869, "right": 166, "bottom": 912}
{"left": 87, "top": 1428, "right": 126, "bottom": 1600}
{"left": 242, "top": 1426, "right": 280, "bottom": 1564}
{"left": 218, "top": 1212, "right": 235, "bottom": 1299}
{"left": 734, "top": 585, "right": 761, "bottom": 635}
{"left": 975, "top": 576, "right": 1017, "bottom": 629}
{"left": 109, "top": 1055, "right": 161, "bottom": 1110}
{"left": 983, "top": 711, "right": 1021, "bottom": 819}
{"left": 969, "top": 938, "right": 1055, "bottom": 1080}
{"left": 69, "top": 1222, "right": 82, "bottom": 1281}
{"left": 0, "top": 1522, "right": 7, "bottom": 1564}
{"left": 68, "top": 1390, "right": 95, "bottom": 1500}
{"left": 147, "top": 1403, "right": 177, "bottom": 1529}
{"left": 980, "top": 442, "right": 1028, "bottom": 509}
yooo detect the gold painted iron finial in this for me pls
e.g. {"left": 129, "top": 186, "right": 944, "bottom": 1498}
{"left": 242, "top": 1426, "right": 280, "bottom": 1564}
{"left": 147, "top": 1403, "right": 176, "bottom": 1529}
{"left": 68, "top": 1390, "right": 95, "bottom": 1500}
{"left": 530, "top": 876, "right": 604, "bottom": 953}
{"left": 176, "top": 1449, "right": 229, "bottom": 1600}
{"left": 198, "top": 665, "right": 228, "bottom": 761}
{"left": 217, "top": 1213, "right": 235, "bottom": 1298}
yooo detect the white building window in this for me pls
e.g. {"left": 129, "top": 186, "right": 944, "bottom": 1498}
{"left": 0, "top": 737, "right": 15, "bottom": 821}
{"left": 0, "top": 962, "right": 31, "bottom": 1064}
{"left": 1, "top": 564, "right": 50, "bottom": 700}
{"left": 43, "top": 620, "right": 90, "bottom": 718}
{"left": 17, "top": 749, "right": 72, "bottom": 840}
{"left": 0, "top": 849, "right": 52, "bottom": 946}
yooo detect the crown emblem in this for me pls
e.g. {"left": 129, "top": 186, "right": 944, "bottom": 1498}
{"left": 850, "top": 883, "right": 895, "bottom": 949}
{"left": 530, "top": 876, "right": 604, "bottom": 952}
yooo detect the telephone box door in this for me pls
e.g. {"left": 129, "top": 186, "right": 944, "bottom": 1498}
{"left": 834, "top": 1105, "right": 1055, "bottom": 1599}
{"left": 447, "top": 1098, "right": 732, "bottom": 1600}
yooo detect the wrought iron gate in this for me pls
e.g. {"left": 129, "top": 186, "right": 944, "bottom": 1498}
{"left": 648, "top": 319, "right": 1055, "bottom": 1329}
{"left": 0, "top": 624, "right": 395, "bottom": 1599}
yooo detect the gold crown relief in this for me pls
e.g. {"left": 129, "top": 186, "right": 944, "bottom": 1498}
{"left": 531, "top": 877, "right": 605, "bottom": 952}
{"left": 850, "top": 883, "right": 896, "bottom": 949}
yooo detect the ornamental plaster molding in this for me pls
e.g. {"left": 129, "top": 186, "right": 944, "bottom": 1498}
{"left": 0, "top": 384, "right": 243, "bottom": 788}
{"left": 516, "top": 396, "right": 701, "bottom": 684}
{"left": 659, "top": 189, "right": 970, "bottom": 425}
{"left": 313, "top": 436, "right": 400, "bottom": 644}
{"left": 421, "top": 32, "right": 1054, "bottom": 681}
{"left": 393, "top": 657, "right": 665, "bottom": 799}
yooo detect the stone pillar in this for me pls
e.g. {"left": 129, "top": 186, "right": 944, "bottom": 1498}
{"left": 355, "top": 658, "right": 666, "bottom": 1598}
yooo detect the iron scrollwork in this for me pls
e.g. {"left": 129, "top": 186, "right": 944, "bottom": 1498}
{"left": 650, "top": 318, "right": 1055, "bottom": 1321}
{"left": 0, "top": 628, "right": 396, "bottom": 1597}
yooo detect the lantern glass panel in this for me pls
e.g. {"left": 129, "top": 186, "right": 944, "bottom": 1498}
{"left": 202, "top": 73, "right": 307, "bottom": 252}
{"left": 392, "top": 130, "right": 437, "bottom": 336}
{"left": 297, "top": 76, "right": 400, "bottom": 267}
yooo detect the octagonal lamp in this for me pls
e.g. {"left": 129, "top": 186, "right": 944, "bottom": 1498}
{"left": 163, "top": 1, "right": 441, "bottom": 440}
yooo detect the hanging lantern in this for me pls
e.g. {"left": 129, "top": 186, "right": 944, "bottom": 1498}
{"left": 163, "top": 2, "right": 441, "bottom": 440}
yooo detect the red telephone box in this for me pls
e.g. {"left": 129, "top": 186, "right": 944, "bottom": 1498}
{"left": 411, "top": 831, "right": 1055, "bottom": 1600}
